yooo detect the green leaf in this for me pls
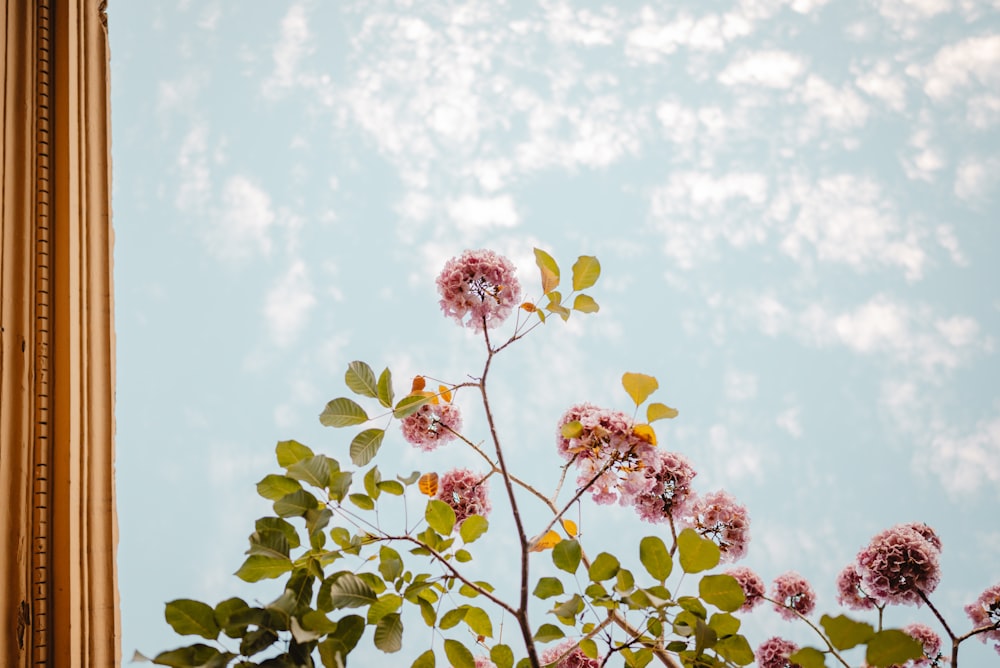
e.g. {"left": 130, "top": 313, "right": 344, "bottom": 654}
{"left": 377, "top": 367, "right": 395, "bottom": 408}
{"left": 455, "top": 549, "right": 473, "bottom": 562}
{"left": 708, "top": 612, "right": 740, "bottom": 637}
{"left": 491, "top": 644, "right": 514, "bottom": 668}
{"left": 364, "top": 465, "right": 382, "bottom": 498}
{"left": 328, "top": 573, "right": 377, "bottom": 609}
{"left": 463, "top": 606, "right": 493, "bottom": 638}
{"left": 865, "top": 629, "right": 924, "bottom": 667}
{"left": 347, "top": 494, "right": 375, "bottom": 510}
{"left": 417, "top": 597, "right": 436, "bottom": 626}
{"left": 534, "top": 247, "right": 560, "bottom": 294}
{"left": 374, "top": 612, "right": 403, "bottom": 653}
{"left": 329, "top": 471, "right": 353, "bottom": 502}
{"left": 821, "top": 614, "right": 875, "bottom": 651}
{"left": 255, "top": 517, "right": 300, "bottom": 549}
{"left": 533, "top": 623, "right": 565, "bottom": 642}
{"left": 247, "top": 528, "right": 290, "bottom": 560}
{"left": 715, "top": 634, "right": 755, "bottom": 666}
{"left": 622, "top": 372, "right": 658, "bottom": 406}
{"left": 639, "top": 536, "right": 672, "bottom": 581}
{"left": 699, "top": 574, "right": 745, "bottom": 612}
{"left": 398, "top": 471, "right": 420, "bottom": 485}
{"left": 588, "top": 552, "right": 621, "bottom": 581}
{"left": 788, "top": 647, "right": 828, "bottom": 668}
{"left": 234, "top": 555, "right": 292, "bottom": 583}
{"left": 276, "top": 440, "right": 314, "bottom": 467}
{"left": 287, "top": 455, "right": 332, "bottom": 489}
{"left": 319, "top": 397, "right": 369, "bottom": 427}
{"left": 425, "top": 499, "right": 456, "bottom": 535}
{"left": 647, "top": 402, "right": 679, "bottom": 422}
{"left": 214, "top": 597, "right": 250, "bottom": 638}
{"left": 533, "top": 577, "right": 564, "bottom": 599}
{"left": 256, "top": 474, "right": 302, "bottom": 501}
{"left": 444, "top": 639, "right": 476, "bottom": 668}
{"left": 615, "top": 568, "right": 635, "bottom": 593}
{"left": 378, "top": 480, "right": 405, "bottom": 495}
{"left": 571, "top": 255, "right": 601, "bottom": 291}
{"left": 345, "top": 360, "right": 378, "bottom": 398}
{"left": 393, "top": 393, "right": 432, "bottom": 419}
{"left": 151, "top": 645, "right": 234, "bottom": 668}
{"left": 579, "top": 638, "right": 599, "bottom": 659}
{"left": 379, "top": 546, "right": 403, "bottom": 581}
{"left": 552, "top": 539, "right": 581, "bottom": 574}
{"left": 572, "top": 294, "right": 600, "bottom": 313}
{"left": 459, "top": 515, "right": 489, "bottom": 543}
{"left": 677, "top": 528, "right": 720, "bottom": 573}
{"left": 440, "top": 607, "right": 467, "bottom": 629}
{"left": 552, "top": 594, "right": 584, "bottom": 624}
{"left": 412, "top": 649, "right": 435, "bottom": 668}
{"left": 560, "top": 420, "right": 583, "bottom": 438}
{"left": 273, "top": 489, "right": 318, "bottom": 518}
{"left": 164, "top": 600, "right": 220, "bottom": 640}
{"left": 350, "top": 429, "right": 385, "bottom": 467}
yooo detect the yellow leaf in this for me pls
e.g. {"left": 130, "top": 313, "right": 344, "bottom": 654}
{"left": 633, "top": 423, "right": 657, "bottom": 446}
{"left": 622, "top": 372, "right": 658, "bottom": 406}
{"left": 418, "top": 472, "right": 439, "bottom": 497}
{"left": 560, "top": 519, "right": 578, "bottom": 537}
{"left": 534, "top": 248, "right": 560, "bottom": 294}
{"left": 411, "top": 375, "right": 426, "bottom": 392}
{"left": 571, "top": 255, "right": 601, "bottom": 291}
{"left": 572, "top": 294, "right": 600, "bottom": 313}
{"left": 439, "top": 385, "right": 452, "bottom": 403}
{"left": 647, "top": 402, "right": 679, "bottom": 422}
{"left": 529, "top": 530, "right": 562, "bottom": 552}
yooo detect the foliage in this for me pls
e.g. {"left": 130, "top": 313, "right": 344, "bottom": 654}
{"left": 145, "top": 249, "right": 1000, "bottom": 668}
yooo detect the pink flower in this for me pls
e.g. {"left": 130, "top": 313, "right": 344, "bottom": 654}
{"left": 400, "top": 403, "right": 462, "bottom": 451}
{"left": 772, "top": 571, "right": 816, "bottom": 620}
{"left": 682, "top": 490, "right": 750, "bottom": 562}
{"left": 900, "top": 523, "right": 942, "bottom": 552}
{"left": 901, "top": 623, "right": 944, "bottom": 667}
{"left": 726, "top": 566, "right": 766, "bottom": 612}
{"left": 755, "top": 637, "right": 801, "bottom": 668}
{"left": 437, "top": 249, "right": 522, "bottom": 332}
{"left": 474, "top": 657, "right": 497, "bottom": 668}
{"left": 436, "top": 468, "right": 491, "bottom": 527}
{"left": 632, "top": 450, "right": 697, "bottom": 524}
{"left": 539, "top": 640, "right": 602, "bottom": 668}
{"left": 836, "top": 563, "right": 876, "bottom": 611}
{"left": 856, "top": 524, "right": 942, "bottom": 605}
{"left": 965, "top": 583, "right": 1000, "bottom": 655}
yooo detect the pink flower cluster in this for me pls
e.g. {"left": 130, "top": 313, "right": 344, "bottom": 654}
{"left": 771, "top": 571, "right": 816, "bottom": 620}
{"left": 436, "top": 468, "right": 491, "bottom": 526}
{"left": 726, "top": 566, "right": 766, "bottom": 612}
{"left": 400, "top": 403, "right": 462, "bottom": 451}
{"left": 474, "top": 656, "right": 496, "bottom": 668}
{"left": 682, "top": 490, "right": 750, "bottom": 562}
{"left": 755, "top": 637, "right": 801, "bottom": 668}
{"left": 965, "top": 583, "right": 1000, "bottom": 656}
{"left": 901, "top": 623, "right": 944, "bottom": 667}
{"left": 539, "top": 640, "right": 602, "bottom": 668}
{"left": 632, "top": 449, "right": 697, "bottom": 523}
{"left": 437, "top": 249, "right": 522, "bottom": 333}
{"left": 848, "top": 523, "right": 942, "bottom": 606}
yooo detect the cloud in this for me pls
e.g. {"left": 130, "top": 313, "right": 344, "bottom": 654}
{"left": 208, "top": 176, "right": 276, "bottom": 261}
{"left": 447, "top": 195, "right": 520, "bottom": 230}
{"left": 262, "top": 3, "right": 314, "bottom": 97}
{"left": 920, "top": 34, "right": 1000, "bottom": 101}
{"left": 263, "top": 260, "right": 317, "bottom": 347}
{"left": 746, "top": 294, "right": 990, "bottom": 374}
{"left": 718, "top": 50, "right": 807, "bottom": 89}
{"left": 776, "top": 406, "right": 803, "bottom": 438}
{"left": 175, "top": 124, "right": 211, "bottom": 213}
{"left": 966, "top": 94, "right": 1000, "bottom": 129}
{"left": 854, "top": 61, "right": 908, "bottom": 112}
{"left": 724, "top": 370, "right": 758, "bottom": 402}
{"left": 954, "top": 155, "right": 1000, "bottom": 204}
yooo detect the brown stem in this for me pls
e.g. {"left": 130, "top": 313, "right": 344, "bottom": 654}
{"left": 917, "top": 589, "right": 961, "bottom": 666}
{"left": 480, "top": 323, "right": 541, "bottom": 668}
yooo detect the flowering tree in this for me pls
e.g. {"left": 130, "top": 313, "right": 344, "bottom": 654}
{"left": 143, "top": 249, "right": 1000, "bottom": 668}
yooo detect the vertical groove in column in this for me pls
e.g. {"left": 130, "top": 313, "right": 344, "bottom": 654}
{"left": 32, "top": 1, "right": 51, "bottom": 665}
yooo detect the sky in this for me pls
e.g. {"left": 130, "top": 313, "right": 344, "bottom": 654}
{"left": 109, "top": 1, "right": 999, "bottom": 665}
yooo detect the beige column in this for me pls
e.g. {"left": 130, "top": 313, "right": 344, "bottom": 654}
{"left": 1, "top": 1, "right": 118, "bottom": 666}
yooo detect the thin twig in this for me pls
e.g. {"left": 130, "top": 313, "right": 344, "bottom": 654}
{"left": 761, "top": 596, "right": 851, "bottom": 668}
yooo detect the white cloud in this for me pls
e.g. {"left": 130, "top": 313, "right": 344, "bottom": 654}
{"left": 921, "top": 34, "right": 1000, "bottom": 100}
{"left": 263, "top": 260, "right": 317, "bottom": 347}
{"left": 776, "top": 406, "right": 803, "bottom": 438}
{"left": 262, "top": 3, "right": 314, "bottom": 97}
{"left": 724, "top": 370, "right": 758, "bottom": 402}
{"left": 901, "top": 123, "right": 946, "bottom": 182}
{"left": 447, "top": 195, "right": 520, "bottom": 230}
{"left": 924, "top": 416, "right": 1000, "bottom": 497}
{"left": 544, "top": 1, "right": 619, "bottom": 46}
{"left": 208, "top": 176, "right": 276, "bottom": 261}
{"left": 794, "top": 74, "right": 870, "bottom": 136}
{"left": 876, "top": 0, "right": 952, "bottom": 38}
{"left": 747, "top": 294, "right": 990, "bottom": 374}
{"left": 954, "top": 155, "right": 1000, "bottom": 204}
{"left": 718, "top": 50, "right": 807, "bottom": 89}
{"left": 966, "top": 94, "right": 1000, "bottom": 129}
{"left": 175, "top": 124, "right": 211, "bottom": 213}
{"left": 854, "top": 61, "right": 908, "bottom": 112}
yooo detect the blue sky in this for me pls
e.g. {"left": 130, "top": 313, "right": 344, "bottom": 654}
{"left": 110, "top": 1, "right": 999, "bottom": 665}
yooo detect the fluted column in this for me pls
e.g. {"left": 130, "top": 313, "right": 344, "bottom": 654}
{"left": 0, "top": 1, "right": 118, "bottom": 666}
